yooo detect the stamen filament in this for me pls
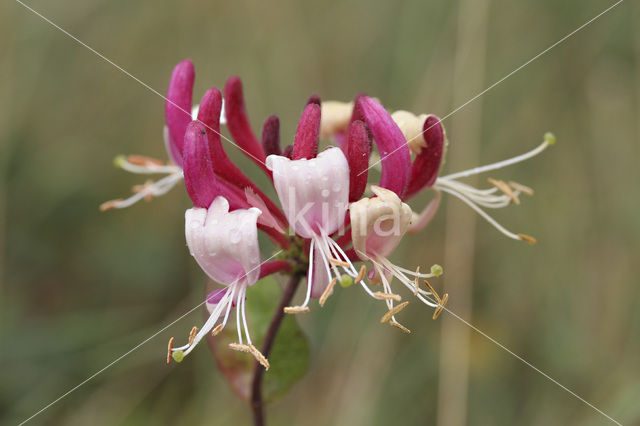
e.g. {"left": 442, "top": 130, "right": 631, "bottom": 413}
{"left": 440, "top": 139, "right": 552, "bottom": 181}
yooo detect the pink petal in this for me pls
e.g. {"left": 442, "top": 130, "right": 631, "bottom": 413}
{"left": 267, "top": 148, "right": 349, "bottom": 238}
{"left": 183, "top": 122, "right": 220, "bottom": 208}
{"left": 224, "top": 76, "right": 269, "bottom": 175}
{"left": 165, "top": 60, "right": 195, "bottom": 167}
{"left": 292, "top": 103, "right": 321, "bottom": 160}
{"left": 357, "top": 97, "right": 411, "bottom": 198}
{"left": 344, "top": 120, "right": 370, "bottom": 202}
{"left": 405, "top": 115, "right": 445, "bottom": 199}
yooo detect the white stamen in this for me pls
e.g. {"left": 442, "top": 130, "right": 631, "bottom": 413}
{"left": 240, "top": 287, "right": 252, "bottom": 345}
{"left": 439, "top": 140, "right": 552, "bottom": 181}
{"left": 236, "top": 285, "right": 243, "bottom": 345}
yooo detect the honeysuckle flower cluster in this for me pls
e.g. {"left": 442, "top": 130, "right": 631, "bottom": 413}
{"left": 103, "top": 59, "right": 553, "bottom": 368}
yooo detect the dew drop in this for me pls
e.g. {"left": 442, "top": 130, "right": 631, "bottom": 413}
{"left": 332, "top": 183, "right": 342, "bottom": 192}
{"left": 229, "top": 228, "right": 242, "bottom": 244}
{"left": 321, "top": 189, "right": 330, "bottom": 198}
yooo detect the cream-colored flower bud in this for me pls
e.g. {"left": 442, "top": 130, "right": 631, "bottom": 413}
{"left": 320, "top": 101, "right": 354, "bottom": 138}
{"left": 350, "top": 186, "right": 413, "bottom": 261}
{"left": 391, "top": 110, "right": 428, "bottom": 155}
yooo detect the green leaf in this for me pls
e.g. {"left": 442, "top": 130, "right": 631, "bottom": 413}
{"left": 205, "top": 276, "right": 310, "bottom": 402}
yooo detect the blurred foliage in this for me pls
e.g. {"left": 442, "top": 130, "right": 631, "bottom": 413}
{"left": 206, "top": 276, "right": 310, "bottom": 402}
{"left": 1, "top": 0, "right": 639, "bottom": 425}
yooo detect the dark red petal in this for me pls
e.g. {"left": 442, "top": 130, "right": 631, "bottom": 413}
{"left": 261, "top": 115, "right": 281, "bottom": 156}
{"left": 198, "top": 89, "right": 288, "bottom": 226}
{"left": 405, "top": 115, "right": 445, "bottom": 199}
{"left": 283, "top": 144, "right": 294, "bottom": 159}
{"left": 223, "top": 76, "right": 269, "bottom": 174}
{"left": 357, "top": 97, "right": 411, "bottom": 197}
{"left": 258, "top": 260, "right": 292, "bottom": 278}
{"left": 165, "top": 60, "right": 195, "bottom": 166}
{"left": 183, "top": 122, "right": 219, "bottom": 208}
{"left": 306, "top": 94, "right": 321, "bottom": 106}
{"left": 345, "top": 120, "right": 370, "bottom": 202}
{"left": 292, "top": 103, "right": 321, "bottom": 160}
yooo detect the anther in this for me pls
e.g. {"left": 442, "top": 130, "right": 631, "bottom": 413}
{"left": 211, "top": 324, "right": 224, "bottom": 336}
{"left": 380, "top": 301, "right": 410, "bottom": 323}
{"left": 433, "top": 293, "right": 449, "bottom": 320}
{"left": 188, "top": 326, "right": 198, "bottom": 345}
{"left": 508, "top": 181, "right": 534, "bottom": 196}
{"left": 413, "top": 266, "right": 420, "bottom": 295}
{"left": 319, "top": 278, "right": 338, "bottom": 307}
{"left": 390, "top": 321, "right": 411, "bottom": 334}
{"left": 373, "top": 292, "right": 402, "bottom": 301}
{"left": 229, "top": 343, "right": 252, "bottom": 353}
{"left": 99, "top": 199, "right": 124, "bottom": 211}
{"left": 488, "top": 178, "right": 520, "bottom": 205}
{"left": 423, "top": 279, "right": 442, "bottom": 304}
{"left": 329, "top": 257, "right": 350, "bottom": 267}
{"left": 249, "top": 344, "right": 270, "bottom": 370}
{"left": 127, "top": 155, "right": 164, "bottom": 167}
{"left": 284, "top": 306, "right": 310, "bottom": 314}
{"left": 517, "top": 233, "right": 537, "bottom": 245}
{"left": 167, "top": 337, "right": 175, "bottom": 365}
{"left": 355, "top": 265, "right": 367, "bottom": 283}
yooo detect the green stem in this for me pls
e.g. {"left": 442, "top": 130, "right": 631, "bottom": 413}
{"left": 250, "top": 273, "right": 303, "bottom": 426}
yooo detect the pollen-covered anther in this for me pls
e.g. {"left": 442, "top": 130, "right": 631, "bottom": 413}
{"left": 423, "top": 279, "right": 448, "bottom": 320}
{"left": 99, "top": 199, "right": 125, "bottom": 211}
{"left": 319, "top": 278, "right": 338, "bottom": 307}
{"left": 167, "top": 337, "right": 175, "bottom": 365}
{"left": 380, "top": 301, "right": 410, "bottom": 323}
{"left": 329, "top": 257, "right": 350, "bottom": 267}
{"left": 390, "top": 321, "right": 411, "bottom": 334}
{"left": 249, "top": 344, "right": 270, "bottom": 370}
{"left": 517, "top": 233, "right": 537, "bottom": 245}
{"left": 229, "top": 343, "right": 252, "bottom": 353}
{"left": 188, "top": 326, "right": 198, "bottom": 345}
{"left": 413, "top": 266, "right": 421, "bottom": 295}
{"left": 126, "top": 155, "right": 164, "bottom": 167}
{"left": 355, "top": 265, "right": 367, "bottom": 283}
{"left": 433, "top": 293, "right": 449, "bottom": 320}
{"left": 509, "top": 181, "right": 534, "bottom": 196}
{"left": 283, "top": 306, "right": 310, "bottom": 314}
{"left": 373, "top": 292, "right": 402, "bottom": 301}
{"left": 132, "top": 180, "right": 155, "bottom": 202}
{"left": 211, "top": 324, "right": 224, "bottom": 336}
{"left": 488, "top": 178, "right": 520, "bottom": 205}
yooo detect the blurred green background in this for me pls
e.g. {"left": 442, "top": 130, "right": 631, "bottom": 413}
{"left": 1, "top": 0, "right": 639, "bottom": 425}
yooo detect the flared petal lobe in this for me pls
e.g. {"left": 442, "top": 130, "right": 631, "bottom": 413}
{"left": 267, "top": 147, "right": 349, "bottom": 238}
{"left": 406, "top": 115, "right": 446, "bottom": 199}
{"left": 185, "top": 197, "right": 262, "bottom": 286}
{"left": 350, "top": 186, "right": 412, "bottom": 261}
{"left": 224, "top": 76, "right": 269, "bottom": 173}
{"left": 165, "top": 60, "right": 195, "bottom": 166}
{"left": 357, "top": 97, "right": 411, "bottom": 197}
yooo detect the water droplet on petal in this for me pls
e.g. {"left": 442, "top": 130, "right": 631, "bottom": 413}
{"left": 321, "top": 189, "right": 330, "bottom": 197}
{"left": 332, "top": 183, "right": 342, "bottom": 192}
{"left": 229, "top": 228, "right": 241, "bottom": 244}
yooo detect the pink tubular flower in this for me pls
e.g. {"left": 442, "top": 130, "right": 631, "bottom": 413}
{"left": 267, "top": 147, "right": 349, "bottom": 308}
{"left": 169, "top": 196, "right": 269, "bottom": 368}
